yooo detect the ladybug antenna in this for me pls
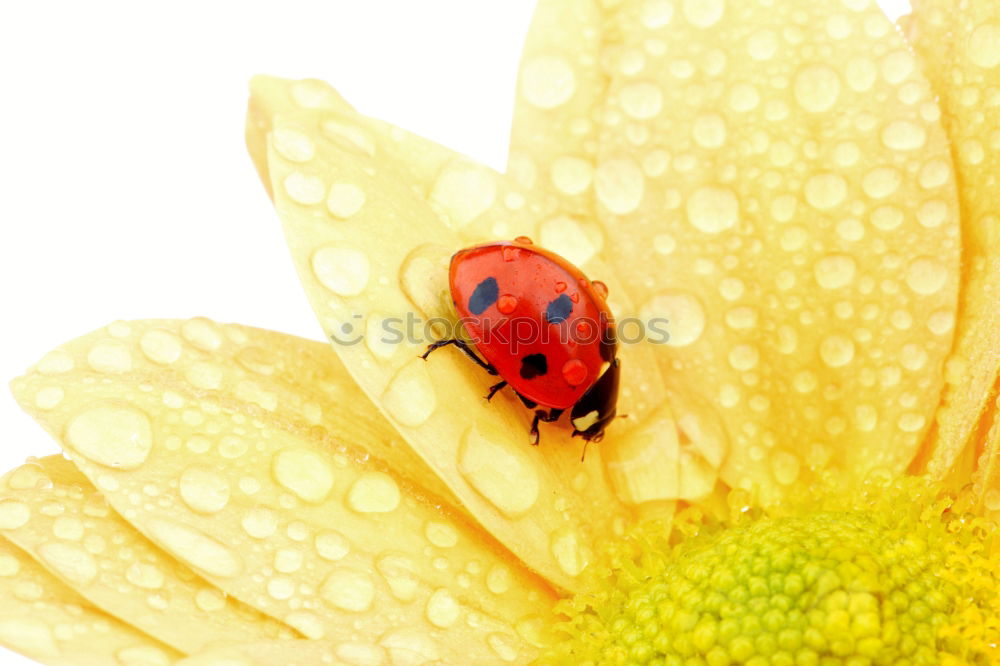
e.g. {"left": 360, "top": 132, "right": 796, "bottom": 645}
{"left": 580, "top": 439, "right": 590, "bottom": 463}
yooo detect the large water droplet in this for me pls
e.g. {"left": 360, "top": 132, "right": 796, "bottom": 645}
{"left": 425, "top": 588, "right": 461, "bottom": 628}
{"left": 326, "top": 182, "right": 366, "bottom": 219}
{"left": 64, "top": 403, "right": 153, "bottom": 470}
{"left": 272, "top": 448, "right": 335, "bottom": 504}
{"left": 272, "top": 126, "right": 315, "bottom": 163}
{"left": 458, "top": 421, "right": 540, "bottom": 518}
{"left": 539, "top": 216, "right": 599, "bottom": 266}
{"left": 315, "top": 530, "right": 350, "bottom": 561}
{"left": 549, "top": 526, "right": 590, "bottom": 577}
{"left": 683, "top": 0, "right": 724, "bottom": 28}
{"left": 87, "top": 341, "right": 132, "bottom": 373}
{"left": 881, "top": 120, "right": 926, "bottom": 151}
{"left": 968, "top": 23, "right": 1000, "bottom": 68}
{"left": 399, "top": 244, "right": 452, "bottom": 320}
{"left": 794, "top": 64, "right": 841, "bottom": 112}
{"left": 0, "top": 499, "right": 30, "bottom": 529}
{"left": 804, "top": 173, "right": 847, "bottom": 210}
{"left": 320, "top": 567, "right": 375, "bottom": 612}
{"left": 595, "top": 158, "right": 645, "bottom": 215}
{"left": 520, "top": 55, "right": 576, "bottom": 109}
{"left": 125, "top": 562, "right": 165, "bottom": 590}
{"left": 429, "top": 162, "right": 497, "bottom": 228}
{"left": 0, "top": 619, "right": 60, "bottom": 658}
{"left": 311, "top": 245, "right": 370, "bottom": 296}
{"left": 905, "top": 257, "right": 948, "bottom": 295}
{"left": 179, "top": 465, "right": 231, "bottom": 514}
{"left": 819, "top": 335, "right": 855, "bottom": 368}
{"left": 619, "top": 81, "right": 663, "bottom": 119}
{"left": 377, "top": 553, "right": 420, "bottom": 602}
{"left": 282, "top": 171, "right": 326, "bottom": 205}
{"left": 347, "top": 472, "right": 401, "bottom": 513}
{"left": 382, "top": 359, "right": 437, "bottom": 427}
{"left": 686, "top": 186, "right": 738, "bottom": 233}
{"left": 139, "top": 328, "right": 183, "bottom": 365}
{"left": 814, "top": 254, "right": 857, "bottom": 289}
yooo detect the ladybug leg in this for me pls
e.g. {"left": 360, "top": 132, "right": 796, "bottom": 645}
{"left": 529, "top": 408, "right": 564, "bottom": 446}
{"left": 485, "top": 380, "right": 507, "bottom": 401}
{"left": 420, "top": 338, "right": 498, "bottom": 375}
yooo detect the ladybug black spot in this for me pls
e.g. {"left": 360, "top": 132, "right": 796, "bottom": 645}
{"left": 545, "top": 293, "right": 573, "bottom": 324}
{"left": 519, "top": 353, "right": 548, "bottom": 380}
{"left": 468, "top": 277, "right": 499, "bottom": 315}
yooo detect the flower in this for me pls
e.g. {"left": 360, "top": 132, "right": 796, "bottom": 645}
{"left": 1, "top": 0, "right": 998, "bottom": 665}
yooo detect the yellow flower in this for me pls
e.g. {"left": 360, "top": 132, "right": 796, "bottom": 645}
{"left": 1, "top": 0, "right": 998, "bottom": 665}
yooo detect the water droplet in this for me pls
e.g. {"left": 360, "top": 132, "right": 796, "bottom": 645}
{"left": 179, "top": 465, "right": 231, "bottom": 514}
{"left": 641, "top": 0, "right": 674, "bottom": 28}
{"left": 0, "top": 499, "right": 30, "bottom": 529}
{"left": 814, "top": 254, "right": 856, "bottom": 289}
{"left": 272, "top": 448, "right": 335, "bottom": 504}
{"left": 639, "top": 292, "right": 706, "bottom": 346}
{"left": 619, "top": 81, "right": 663, "bottom": 119}
{"left": 185, "top": 361, "right": 223, "bottom": 390}
{"left": 905, "top": 257, "right": 948, "bottom": 295}
{"left": 496, "top": 294, "right": 518, "bottom": 315}
{"left": 653, "top": 233, "right": 676, "bottom": 255}
{"left": 549, "top": 526, "right": 590, "bottom": 577}
{"left": 64, "top": 403, "right": 153, "bottom": 470}
{"left": 804, "top": 173, "right": 847, "bottom": 210}
{"left": 425, "top": 588, "right": 461, "bottom": 628}
{"left": 692, "top": 113, "right": 727, "bottom": 149}
{"left": 881, "top": 50, "right": 914, "bottom": 84}
{"left": 399, "top": 244, "right": 451, "bottom": 320}
{"left": 724, "top": 306, "right": 757, "bottom": 330}
{"left": 520, "top": 55, "right": 576, "bottom": 109}
{"left": 272, "top": 126, "right": 315, "bottom": 163}
{"left": 87, "top": 341, "right": 132, "bottom": 373}
{"left": 682, "top": 0, "right": 723, "bottom": 28}
{"left": 181, "top": 317, "right": 223, "bottom": 351}
{"left": 320, "top": 567, "right": 375, "bottom": 612}
{"left": 595, "top": 158, "right": 645, "bottom": 215}
{"left": 562, "top": 359, "right": 589, "bottom": 387}
{"left": 38, "top": 542, "right": 97, "bottom": 586}
{"left": 487, "top": 633, "right": 520, "bottom": 662}
{"left": 729, "top": 83, "right": 760, "bottom": 112}
{"left": 312, "top": 245, "right": 370, "bottom": 296}
{"left": 424, "top": 521, "right": 459, "bottom": 548}
{"left": 458, "top": 421, "right": 540, "bottom": 518}
{"left": 728, "top": 344, "right": 759, "bottom": 371}
{"left": 862, "top": 167, "right": 901, "bottom": 199}
{"left": 282, "top": 171, "right": 326, "bottom": 205}
{"left": 310, "top": 531, "right": 349, "bottom": 564}
{"left": 794, "top": 64, "right": 841, "bottom": 112}
{"left": 33, "top": 386, "right": 64, "bottom": 410}
{"left": 927, "top": 309, "right": 955, "bottom": 336}
{"left": 429, "top": 162, "right": 497, "bottom": 228}
{"left": 376, "top": 553, "right": 420, "bottom": 602}
{"left": 326, "top": 182, "right": 366, "bottom": 219}
{"left": 917, "top": 200, "right": 948, "bottom": 228}
{"left": 686, "top": 186, "right": 738, "bottom": 234}
{"left": 550, "top": 156, "right": 593, "bottom": 196}
{"left": 139, "top": 328, "right": 183, "bottom": 365}
{"left": 147, "top": 519, "right": 241, "bottom": 578}
{"left": 267, "top": 577, "right": 295, "bottom": 600}
{"left": 747, "top": 29, "right": 778, "bottom": 60}
{"left": 381, "top": 628, "right": 440, "bottom": 665}
{"left": 125, "top": 562, "right": 165, "bottom": 590}
{"left": 871, "top": 205, "right": 903, "bottom": 231}
{"left": 969, "top": 23, "right": 1000, "bottom": 68}
{"left": 347, "top": 471, "right": 401, "bottom": 513}
{"left": 273, "top": 548, "right": 304, "bottom": 574}
{"left": 898, "top": 413, "right": 926, "bottom": 433}
{"left": 486, "top": 564, "right": 512, "bottom": 595}
{"left": 240, "top": 506, "right": 278, "bottom": 539}
{"left": 772, "top": 451, "right": 800, "bottom": 485}
{"left": 382, "top": 359, "right": 436, "bottom": 427}
{"left": 52, "top": 516, "right": 83, "bottom": 541}
{"left": 881, "top": 120, "right": 926, "bottom": 151}
{"left": 820, "top": 335, "right": 855, "bottom": 368}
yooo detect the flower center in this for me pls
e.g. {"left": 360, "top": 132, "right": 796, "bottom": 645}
{"left": 543, "top": 485, "right": 999, "bottom": 665}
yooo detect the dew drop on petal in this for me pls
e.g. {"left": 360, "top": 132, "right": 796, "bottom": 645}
{"left": 347, "top": 472, "right": 401, "bottom": 514}
{"left": 820, "top": 335, "right": 856, "bottom": 368}
{"left": 382, "top": 359, "right": 436, "bottom": 427}
{"left": 179, "top": 465, "right": 231, "bottom": 514}
{"left": 315, "top": 531, "right": 351, "bottom": 561}
{"left": 549, "top": 526, "right": 590, "bottom": 577}
{"left": 968, "top": 23, "right": 1000, "bottom": 69}
{"left": 905, "top": 257, "right": 948, "bottom": 295}
{"left": 0, "top": 500, "right": 30, "bottom": 530}
{"left": 87, "top": 341, "right": 132, "bottom": 373}
{"left": 619, "top": 81, "right": 664, "bottom": 119}
{"left": 794, "top": 64, "right": 842, "bottom": 112}
{"left": 272, "top": 448, "right": 335, "bottom": 504}
{"left": 814, "top": 254, "right": 857, "bottom": 289}
{"left": 282, "top": 171, "right": 326, "bottom": 205}
{"left": 320, "top": 568, "right": 375, "bottom": 613}
{"left": 381, "top": 629, "right": 440, "bottom": 665}
{"left": 326, "top": 182, "right": 366, "bottom": 219}
{"left": 64, "top": 404, "right": 153, "bottom": 470}
{"left": 425, "top": 588, "right": 461, "bottom": 628}
{"left": 458, "top": 421, "right": 540, "bottom": 518}
{"left": 686, "top": 186, "right": 739, "bottom": 233}
{"left": 550, "top": 156, "right": 593, "bottom": 196}
{"left": 311, "top": 246, "right": 370, "bottom": 296}
{"left": 804, "top": 173, "right": 847, "bottom": 210}
{"left": 595, "top": 158, "right": 645, "bottom": 215}
{"left": 272, "top": 126, "right": 315, "bottom": 163}
{"left": 139, "top": 328, "right": 183, "bottom": 365}
{"left": 0, "top": 619, "right": 59, "bottom": 658}
{"left": 682, "top": 0, "right": 724, "bottom": 28}
{"left": 521, "top": 55, "right": 576, "bottom": 109}
{"left": 430, "top": 162, "right": 497, "bottom": 228}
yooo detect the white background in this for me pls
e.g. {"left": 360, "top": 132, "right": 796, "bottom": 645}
{"left": 0, "top": 1, "right": 909, "bottom": 663}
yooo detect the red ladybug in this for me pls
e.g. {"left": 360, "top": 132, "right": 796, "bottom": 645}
{"left": 422, "top": 236, "right": 620, "bottom": 445}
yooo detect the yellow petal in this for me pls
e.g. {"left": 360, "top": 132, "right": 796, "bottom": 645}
{"left": 907, "top": 0, "right": 1000, "bottom": 491}
{"left": 0, "top": 455, "right": 291, "bottom": 652}
{"left": 513, "top": 0, "right": 962, "bottom": 503}
{"left": 11, "top": 319, "right": 553, "bottom": 661}
{"left": 250, "top": 77, "right": 656, "bottom": 588}
{"left": 0, "top": 535, "right": 180, "bottom": 665}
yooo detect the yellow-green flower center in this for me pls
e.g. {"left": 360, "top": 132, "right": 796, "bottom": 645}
{"left": 544, "top": 484, "right": 999, "bottom": 665}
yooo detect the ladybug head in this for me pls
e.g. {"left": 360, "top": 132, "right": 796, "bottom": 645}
{"left": 570, "top": 358, "right": 621, "bottom": 442}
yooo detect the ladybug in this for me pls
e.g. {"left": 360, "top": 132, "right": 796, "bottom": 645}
{"left": 422, "top": 236, "right": 620, "bottom": 445}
